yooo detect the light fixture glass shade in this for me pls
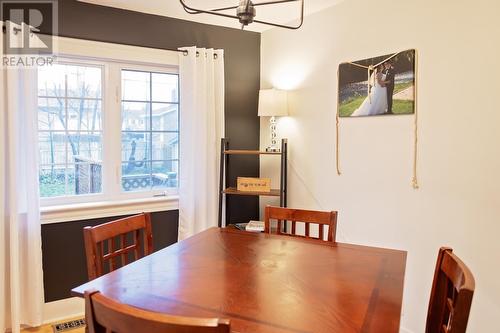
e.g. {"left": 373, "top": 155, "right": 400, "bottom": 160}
{"left": 258, "top": 89, "right": 288, "bottom": 117}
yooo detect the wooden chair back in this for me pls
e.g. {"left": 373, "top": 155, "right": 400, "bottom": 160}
{"left": 426, "top": 247, "right": 475, "bottom": 333}
{"left": 85, "top": 290, "right": 231, "bottom": 333}
{"left": 84, "top": 213, "right": 153, "bottom": 280}
{"left": 264, "top": 206, "right": 338, "bottom": 242}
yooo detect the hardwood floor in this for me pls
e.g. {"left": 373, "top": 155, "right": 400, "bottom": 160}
{"left": 21, "top": 318, "right": 85, "bottom": 333}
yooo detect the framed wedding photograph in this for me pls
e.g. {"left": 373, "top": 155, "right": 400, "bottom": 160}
{"left": 338, "top": 49, "right": 416, "bottom": 117}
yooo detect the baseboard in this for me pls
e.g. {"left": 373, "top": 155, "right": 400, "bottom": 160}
{"left": 400, "top": 327, "right": 414, "bottom": 333}
{"left": 43, "top": 297, "right": 85, "bottom": 324}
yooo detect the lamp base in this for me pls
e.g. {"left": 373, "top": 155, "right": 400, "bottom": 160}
{"left": 266, "top": 116, "right": 281, "bottom": 153}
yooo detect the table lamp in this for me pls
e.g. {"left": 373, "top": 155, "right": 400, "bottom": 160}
{"left": 258, "top": 88, "right": 288, "bottom": 152}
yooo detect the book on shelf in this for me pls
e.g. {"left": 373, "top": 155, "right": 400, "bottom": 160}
{"left": 233, "top": 223, "right": 248, "bottom": 231}
{"left": 232, "top": 220, "right": 265, "bottom": 232}
{"left": 245, "top": 220, "right": 264, "bottom": 232}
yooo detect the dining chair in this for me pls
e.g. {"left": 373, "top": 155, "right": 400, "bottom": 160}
{"left": 84, "top": 213, "right": 153, "bottom": 280}
{"left": 264, "top": 206, "right": 338, "bottom": 242}
{"left": 85, "top": 289, "right": 231, "bottom": 333}
{"left": 426, "top": 247, "right": 475, "bottom": 333}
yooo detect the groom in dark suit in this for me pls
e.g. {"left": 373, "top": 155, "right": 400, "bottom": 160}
{"left": 383, "top": 61, "right": 395, "bottom": 114}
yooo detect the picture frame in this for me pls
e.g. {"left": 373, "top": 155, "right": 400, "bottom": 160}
{"left": 338, "top": 49, "right": 416, "bottom": 117}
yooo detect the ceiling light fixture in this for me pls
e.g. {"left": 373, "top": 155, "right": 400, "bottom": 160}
{"left": 179, "top": 0, "right": 304, "bottom": 30}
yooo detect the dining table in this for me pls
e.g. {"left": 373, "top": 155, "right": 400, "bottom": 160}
{"left": 72, "top": 227, "right": 407, "bottom": 333}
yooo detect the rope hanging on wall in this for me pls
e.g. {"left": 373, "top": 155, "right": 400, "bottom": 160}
{"left": 335, "top": 50, "right": 420, "bottom": 189}
{"left": 411, "top": 51, "right": 419, "bottom": 189}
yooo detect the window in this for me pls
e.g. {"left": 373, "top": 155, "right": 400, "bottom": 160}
{"left": 38, "top": 64, "right": 103, "bottom": 198}
{"left": 37, "top": 57, "right": 179, "bottom": 206}
{"left": 121, "top": 70, "right": 179, "bottom": 192}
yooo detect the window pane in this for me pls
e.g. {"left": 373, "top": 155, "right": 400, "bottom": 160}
{"left": 39, "top": 166, "right": 66, "bottom": 198}
{"left": 152, "top": 103, "right": 178, "bottom": 131}
{"left": 67, "top": 99, "right": 102, "bottom": 131}
{"left": 66, "top": 132, "right": 102, "bottom": 163}
{"left": 152, "top": 160, "right": 178, "bottom": 189}
{"left": 64, "top": 165, "right": 76, "bottom": 195}
{"left": 122, "top": 132, "right": 150, "bottom": 162}
{"left": 121, "top": 69, "right": 179, "bottom": 194}
{"left": 67, "top": 65, "right": 102, "bottom": 99}
{"left": 152, "top": 133, "right": 178, "bottom": 161}
{"left": 122, "top": 70, "right": 150, "bottom": 101}
{"left": 73, "top": 163, "right": 102, "bottom": 195}
{"left": 38, "top": 97, "right": 63, "bottom": 130}
{"left": 38, "top": 64, "right": 65, "bottom": 97}
{"left": 37, "top": 63, "right": 103, "bottom": 199}
{"left": 39, "top": 132, "right": 66, "bottom": 165}
{"left": 122, "top": 162, "right": 152, "bottom": 192}
{"left": 152, "top": 73, "right": 178, "bottom": 103}
{"left": 122, "top": 102, "right": 150, "bottom": 131}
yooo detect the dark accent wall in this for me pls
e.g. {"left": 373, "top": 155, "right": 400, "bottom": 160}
{"left": 58, "top": 1, "right": 261, "bottom": 224}
{"left": 42, "top": 211, "right": 179, "bottom": 302}
{"left": 41, "top": 1, "right": 261, "bottom": 302}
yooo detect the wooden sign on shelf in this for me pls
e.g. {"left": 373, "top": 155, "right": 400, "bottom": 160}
{"left": 237, "top": 177, "right": 271, "bottom": 193}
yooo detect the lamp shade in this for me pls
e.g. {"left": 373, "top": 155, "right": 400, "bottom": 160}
{"left": 258, "top": 89, "right": 288, "bottom": 117}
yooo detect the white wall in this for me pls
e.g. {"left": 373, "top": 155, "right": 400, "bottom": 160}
{"left": 260, "top": 0, "right": 500, "bottom": 332}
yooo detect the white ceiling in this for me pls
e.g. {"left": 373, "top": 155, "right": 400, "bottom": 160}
{"left": 78, "top": 0, "right": 344, "bottom": 32}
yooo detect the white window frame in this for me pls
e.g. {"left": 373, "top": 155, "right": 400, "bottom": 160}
{"left": 40, "top": 37, "right": 180, "bottom": 223}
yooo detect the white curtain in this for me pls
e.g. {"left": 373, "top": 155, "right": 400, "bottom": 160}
{"left": 1, "top": 47, "right": 45, "bottom": 332}
{"left": 178, "top": 47, "right": 225, "bottom": 240}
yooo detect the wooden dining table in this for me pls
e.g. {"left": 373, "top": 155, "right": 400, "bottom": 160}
{"left": 72, "top": 227, "right": 407, "bottom": 333}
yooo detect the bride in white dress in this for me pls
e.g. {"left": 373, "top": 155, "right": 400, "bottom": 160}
{"left": 351, "top": 65, "right": 388, "bottom": 116}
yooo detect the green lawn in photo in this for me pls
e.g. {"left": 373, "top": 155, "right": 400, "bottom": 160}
{"left": 393, "top": 81, "right": 413, "bottom": 94}
{"left": 339, "top": 83, "right": 414, "bottom": 117}
{"left": 339, "top": 97, "right": 364, "bottom": 117}
{"left": 392, "top": 100, "right": 414, "bottom": 115}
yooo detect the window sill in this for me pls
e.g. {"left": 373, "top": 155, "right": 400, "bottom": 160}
{"left": 40, "top": 196, "right": 179, "bottom": 225}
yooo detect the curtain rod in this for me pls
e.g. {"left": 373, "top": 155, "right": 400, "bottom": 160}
{"left": 0, "top": 26, "right": 221, "bottom": 59}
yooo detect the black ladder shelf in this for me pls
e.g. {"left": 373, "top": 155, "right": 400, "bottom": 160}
{"left": 217, "top": 138, "right": 288, "bottom": 227}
